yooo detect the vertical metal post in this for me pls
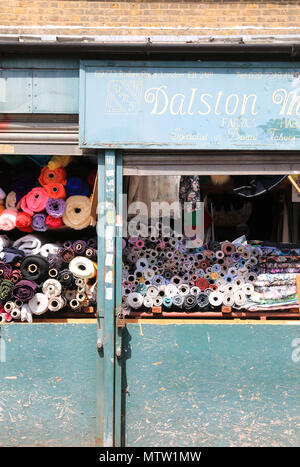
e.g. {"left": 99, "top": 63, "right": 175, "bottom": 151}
{"left": 96, "top": 150, "right": 117, "bottom": 447}
{"left": 114, "top": 151, "right": 123, "bottom": 446}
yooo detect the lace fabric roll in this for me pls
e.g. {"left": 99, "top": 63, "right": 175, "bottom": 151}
{"left": 42, "top": 279, "right": 62, "bottom": 298}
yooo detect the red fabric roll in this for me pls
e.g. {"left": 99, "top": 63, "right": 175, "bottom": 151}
{"left": 21, "top": 187, "right": 49, "bottom": 216}
{"left": 39, "top": 166, "right": 67, "bottom": 186}
{"left": 196, "top": 278, "right": 209, "bottom": 291}
{"left": 15, "top": 211, "right": 33, "bottom": 232}
{"left": 45, "top": 215, "right": 63, "bottom": 229}
{"left": 44, "top": 183, "right": 66, "bottom": 200}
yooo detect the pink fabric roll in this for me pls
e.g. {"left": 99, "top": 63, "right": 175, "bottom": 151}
{"left": 21, "top": 187, "right": 49, "bottom": 216}
{"left": 0, "top": 209, "right": 17, "bottom": 231}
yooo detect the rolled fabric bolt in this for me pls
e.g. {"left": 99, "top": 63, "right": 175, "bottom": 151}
{"left": 66, "top": 177, "right": 90, "bottom": 197}
{"left": 245, "top": 272, "right": 257, "bottom": 283}
{"left": 5, "top": 191, "right": 19, "bottom": 211}
{"left": 85, "top": 247, "right": 97, "bottom": 261}
{"left": 49, "top": 268, "right": 59, "bottom": 278}
{"left": 21, "top": 303, "right": 33, "bottom": 323}
{"left": 178, "top": 284, "right": 190, "bottom": 296}
{"left": 69, "top": 256, "right": 95, "bottom": 279}
{"left": 44, "top": 182, "right": 66, "bottom": 200}
{"left": 75, "top": 278, "right": 85, "bottom": 287}
{"left": 143, "top": 296, "right": 153, "bottom": 308}
{"left": 65, "top": 289, "right": 76, "bottom": 301}
{"left": 12, "top": 280, "right": 37, "bottom": 302}
{"left": 60, "top": 247, "right": 75, "bottom": 264}
{"left": 63, "top": 196, "right": 92, "bottom": 230}
{"left": 146, "top": 285, "right": 159, "bottom": 298}
{"left": 163, "top": 296, "right": 173, "bottom": 308}
{"left": 222, "top": 293, "right": 235, "bottom": 307}
{"left": 233, "top": 277, "right": 244, "bottom": 288}
{"left": 184, "top": 294, "right": 197, "bottom": 310}
{"left": 234, "top": 290, "right": 247, "bottom": 306}
{"left": 13, "top": 235, "right": 42, "bottom": 256}
{"left": 87, "top": 238, "right": 97, "bottom": 249}
{"left": 172, "top": 294, "right": 184, "bottom": 307}
{"left": 42, "top": 279, "right": 62, "bottom": 298}
{"left": 40, "top": 243, "right": 59, "bottom": 258}
{"left": 70, "top": 298, "right": 80, "bottom": 311}
{"left": 209, "top": 291, "right": 223, "bottom": 307}
{"left": 0, "top": 279, "right": 14, "bottom": 300}
{"left": 10, "top": 308, "right": 21, "bottom": 319}
{"left": 136, "top": 283, "right": 147, "bottom": 295}
{"left": 14, "top": 299, "right": 23, "bottom": 309}
{"left": 45, "top": 215, "right": 63, "bottom": 229}
{"left": 0, "top": 262, "right": 12, "bottom": 279}
{"left": 39, "top": 166, "right": 67, "bottom": 186}
{"left": 4, "top": 301, "right": 15, "bottom": 313}
{"left": 72, "top": 240, "right": 87, "bottom": 256}
{"left": 241, "top": 283, "right": 254, "bottom": 296}
{"left": 196, "top": 292, "right": 209, "bottom": 308}
{"left": 0, "top": 235, "right": 11, "bottom": 251}
{"left": 76, "top": 292, "right": 87, "bottom": 303}
{"left": 171, "top": 275, "right": 182, "bottom": 286}
{"left": 28, "top": 293, "right": 48, "bottom": 315}
{"left": 136, "top": 258, "right": 149, "bottom": 270}
{"left": 0, "top": 312, "right": 6, "bottom": 323}
{"left": 21, "top": 187, "right": 49, "bottom": 216}
{"left": 157, "top": 285, "right": 166, "bottom": 298}
{"left": 48, "top": 296, "right": 65, "bottom": 312}
{"left": 222, "top": 242, "right": 235, "bottom": 256}
{"left": 0, "top": 209, "right": 17, "bottom": 231}
{"left": 190, "top": 286, "right": 201, "bottom": 296}
{"left": 165, "top": 283, "right": 178, "bottom": 297}
{"left": 196, "top": 278, "right": 209, "bottom": 291}
{"left": 20, "top": 256, "right": 49, "bottom": 284}
{"left": 153, "top": 296, "right": 163, "bottom": 307}
{"left": 127, "top": 292, "right": 143, "bottom": 309}
{"left": 31, "top": 212, "right": 48, "bottom": 232}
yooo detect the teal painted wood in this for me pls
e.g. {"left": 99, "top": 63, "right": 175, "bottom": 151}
{"left": 123, "top": 323, "right": 300, "bottom": 447}
{"left": 0, "top": 323, "right": 97, "bottom": 447}
{"left": 114, "top": 151, "right": 123, "bottom": 447}
{"left": 0, "top": 68, "right": 78, "bottom": 114}
{"left": 97, "top": 150, "right": 117, "bottom": 447}
{"left": 80, "top": 60, "right": 300, "bottom": 150}
{"left": 96, "top": 152, "right": 105, "bottom": 444}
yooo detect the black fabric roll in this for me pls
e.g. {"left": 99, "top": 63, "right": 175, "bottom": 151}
{"left": 58, "top": 269, "right": 75, "bottom": 289}
{"left": 183, "top": 294, "right": 197, "bottom": 310}
{"left": 20, "top": 256, "right": 49, "bottom": 284}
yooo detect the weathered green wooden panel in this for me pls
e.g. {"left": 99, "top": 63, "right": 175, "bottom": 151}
{"left": 123, "top": 322, "right": 300, "bottom": 447}
{"left": 0, "top": 322, "right": 97, "bottom": 447}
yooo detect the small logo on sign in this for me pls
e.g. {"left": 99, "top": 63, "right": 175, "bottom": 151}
{"left": 105, "top": 80, "right": 142, "bottom": 115}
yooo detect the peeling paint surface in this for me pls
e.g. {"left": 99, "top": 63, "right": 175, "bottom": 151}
{"left": 124, "top": 324, "right": 300, "bottom": 447}
{"left": 0, "top": 323, "right": 97, "bottom": 447}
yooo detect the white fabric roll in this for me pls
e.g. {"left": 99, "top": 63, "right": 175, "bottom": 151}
{"left": 127, "top": 292, "right": 143, "bottom": 309}
{"left": 29, "top": 293, "right": 48, "bottom": 315}
{"left": 143, "top": 296, "right": 153, "bottom": 308}
{"left": 178, "top": 284, "right": 190, "bottom": 296}
{"left": 234, "top": 290, "right": 247, "bottom": 306}
{"left": 165, "top": 283, "right": 178, "bottom": 297}
{"left": 209, "top": 291, "right": 223, "bottom": 307}
{"left": 48, "top": 296, "right": 65, "bottom": 312}
{"left": 13, "top": 234, "right": 42, "bottom": 256}
{"left": 42, "top": 279, "right": 62, "bottom": 298}
{"left": 153, "top": 296, "right": 163, "bottom": 307}
{"left": 222, "top": 292, "right": 235, "bottom": 307}
{"left": 40, "top": 243, "right": 59, "bottom": 258}
{"left": 241, "top": 283, "right": 254, "bottom": 296}
{"left": 69, "top": 256, "right": 95, "bottom": 279}
{"left": 11, "top": 308, "right": 21, "bottom": 319}
{"left": 0, "top": 313, "right": 5, "bottom": 323}
{"left": 20, "top": 303, "right": 33, "bottom": 323}
{"left": 146, "top": 285, "right": 159, "bottom": 298}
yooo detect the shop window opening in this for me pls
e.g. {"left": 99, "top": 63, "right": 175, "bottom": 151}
{"left": 122, "top": 173, "right": 300, "bottom": 320}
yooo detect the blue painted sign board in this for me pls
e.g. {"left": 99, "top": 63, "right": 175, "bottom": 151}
{"left": 80, "top": 61, "right": 300, "bottom": 150}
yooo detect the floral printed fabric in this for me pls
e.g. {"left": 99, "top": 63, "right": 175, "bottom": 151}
{"left": 179, "top": 176, "right": 201, "bottom": 212}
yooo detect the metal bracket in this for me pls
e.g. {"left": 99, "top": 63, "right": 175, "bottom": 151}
{"left": 97, "top": 328, "right": 104, "bottom": 352}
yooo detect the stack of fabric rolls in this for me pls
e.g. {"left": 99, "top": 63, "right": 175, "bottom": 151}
{"left": 122, "top": 229, "right": 300, "bottom": 314}
{"left": 122, "top": 227, "right": 262, "bottom": 314}
{"left": 0, "top": 234, "right": 97, "bottom": 323}
{"left": 239, "top": 243, "right": 300, "bottom": 311}
{"left": 0, "top": 155, "right": 95, "bottom": 232}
